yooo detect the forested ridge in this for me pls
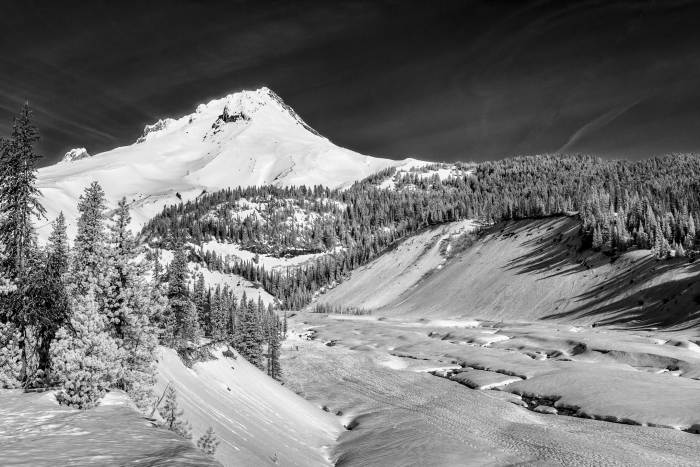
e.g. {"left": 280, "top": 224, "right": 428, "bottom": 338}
{"left": 141, "top": 154, "right": 700, "bottom": 310}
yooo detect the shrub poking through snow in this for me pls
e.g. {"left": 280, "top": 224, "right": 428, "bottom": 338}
{"left": 158, "top": 386, "right": 192, "bottom": 439}
{"left": 50, "top": 292, "right": 123, "bottom": 409}
{"left": 197, "top": 426, "right": 219, "bottom": 456}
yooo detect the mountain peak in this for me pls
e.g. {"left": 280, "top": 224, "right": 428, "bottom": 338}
{"left": 136, "top": 87, "right": 319, "bottom": 144}
{"left": 38, "top": 87, "right": 421, "bottom": 242}
{"left": 61, "top": 147, "right": 90, "bottom": 162}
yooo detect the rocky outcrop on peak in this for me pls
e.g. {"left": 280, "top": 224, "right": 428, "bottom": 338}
{"left": 62, "top": 147, "right": 91, "bottom": 162}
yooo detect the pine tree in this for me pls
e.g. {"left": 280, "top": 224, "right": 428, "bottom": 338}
{"left": 158, "top": 386, "right": 192, "bottom": 439}
{"left": 47, "top": 212, "right": 69, "bottom": 274}
{"left": 50, "top": 291, "right": 123, "bottom": 409}
{"left": 234, "top": 298, "right": 264, "bottom": 369}
{"left": 0, "top": 103, "right": 45, "bottom": 276}
{"left": 197, "top": 427, "right": 220, "bottom": 456}
{"left": 267, "top": 316, "right": 282, "bottom": 381}
{"left": 105, "top": 198, "right": 161, "bottom": 410}
{"left": 167, "top": 243, "right": 199, "bottom": 347}
{"left": 72, "top": 181, "right": 108, "bottom": 297}
{"left": 192, "top": 273, "right": 207, "bottom": 332}
{"left": 686, "top": 214, "right": 696, "bottom": 250}
{"left": 0, "top": 104, "right": 46, "bottom": 385}
{"left": 29, "top": 215, "right": 71, "bottom": 381}
{"left": 591, "top": 225, "right": 603, "bottom": 251}
{"left": 0, "top": 321, "right": 22, "bottom": 388}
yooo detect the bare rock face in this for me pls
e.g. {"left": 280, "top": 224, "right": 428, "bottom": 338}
{"left": 62, "top": 147, "right": 91, "bottom": 162}
{"left": 534, "top": 405, "right": 558, "bottom": 415}
{"left": 136, "top": 119, "right": 175, "bottom": 143}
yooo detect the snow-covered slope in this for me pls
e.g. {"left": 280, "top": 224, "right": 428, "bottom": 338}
{"left": 318, "top": 217, "right": 700, "bottom": 331}
{"left": 156, "top": 346, "right": 341, "bottom": 466}
{"left": 36, "top": 87, "right": 420, "bottom": 240}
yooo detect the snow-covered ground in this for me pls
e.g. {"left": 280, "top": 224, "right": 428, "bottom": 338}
{"left": 319, "top": 216, "right": 700, "bottom": 330}
{"left": 35, "top": 87, "right": 422, "bottom": 241}
{"left": 155, "top": 346, "right": 341, "bottom": 466}
{"left": 0, "top": 389, "right": 219, "bottom": 466}
{"left": 188, "top": 262, "right": 276, "bottom": 306}
{"left": 283, "top": 312, "right": 700, "bottom": 466}
{"left": 316, "top": 219, "right": 479, "bottom": 310}
{"left": 376, "top": 164, "right": 473, "bottom": 190}
{"left": 199, "top": 240, "right": 342, "bottom": 272}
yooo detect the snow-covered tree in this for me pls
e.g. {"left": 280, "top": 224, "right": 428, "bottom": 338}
{"left": 266, "top": 316, "right": 282, "bottom": 381}
{"left": 158, "top": 386, "right": 192, "bottom": 439}
{"left": 210, "top": 285, "right": 227, "bottom": 341}
{"left": 50, "top": 291, "right": 123, "bottom": 409}
{"left": 197, "top": 426, "right": 219, "bottom": 456}
{"left": 71, "top": 181, "right": 109, "bottom": 297}
{"left": 0, "top": 104, "right": 47, "bottom": 385}
{"left": 0, "top": 321, "right": 21, "bottom": 388}
{"left": 167, "top": 242, "right": 199, "bottom": 347}
{"left": 234, "top": 298, "right": 264, "bottom": 369}
{"left": 0, "top": 103, "right": 45, "bottom": 276}
{"left": 105, "top": 198, "right": 161, "bottom": 410}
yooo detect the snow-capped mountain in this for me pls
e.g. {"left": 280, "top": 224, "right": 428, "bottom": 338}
{"left": 36, "top": 87, "right": 422, "bottom": 240}
{"left": 61, "top": 147, "right": 91, "bottom": 162}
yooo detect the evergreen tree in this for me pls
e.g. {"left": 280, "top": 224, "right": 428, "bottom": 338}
{"left": 29, "top": 216, "right": 71, "bottom": 382}
{"left": 192, "top": 273, "right": 207, "bottom": 332}
{"left": 50, "top": 291, "right": 123, "bottom": 409}
{"left": 210, "top": 285, "right": 228, "bottom": 340}
{"left": 0, "top": 320, "right": 21, "bottom": 388}
{"left": 0, "top": 103, "right": 45, "bottom": 275}
{"left": 197, "top": 427, "right": 220, "bottom": 456}
{"left": 47, "top": 212, "right": 69, "bottom": 274}
{"left": 234, "top": 299, "right": 264, "bottom": 369}
{"left": 167, "top": 243, "right": 199, "bottom": 347}
{"left": 72, "top": 181, "right": 108, "bottom": 297}
{"left": 0, "top": 104, "right": 46, "bottom": 385}
{"left": 105, "top": 198, "right": 161, "bottom": 410}
{"left": 266, "top": 316, "right": 282, "bottom": 381}
{"left": 158, "top": 386, "right": 192, "bottom": 439}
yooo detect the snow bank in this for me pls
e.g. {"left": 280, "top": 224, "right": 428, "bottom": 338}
{"left": 505, "top": 365, "right": 700, "bottom": 430}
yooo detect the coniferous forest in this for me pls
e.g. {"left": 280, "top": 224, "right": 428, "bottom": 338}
{"left": 141, "top": 154, "right": 700, "bottom": 310}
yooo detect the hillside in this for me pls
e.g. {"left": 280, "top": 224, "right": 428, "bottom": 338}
{"left": 35, "top": 87, "right": 420, "bottom": 240}
{"left": 318, "top": 216, "right": 700, "bottom": 332}
{"left": 0, "top": 389, "right": 220, "bottom": 466}
{"left": 155, "top": 346, "right": 340, "bottom": 466}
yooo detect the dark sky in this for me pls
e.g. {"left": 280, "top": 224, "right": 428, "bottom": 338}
{"left": 2, "top": 0, "right": 700, "bottom": 166}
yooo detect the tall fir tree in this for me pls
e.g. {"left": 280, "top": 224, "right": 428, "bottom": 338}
{"left": 105, "top": 198, "right": 161, "bottom": 410}
{"left": 0, "top": 103, "right": 45, "bottom": 276}
{"left": 266, "top": 316, "right": 282, "bottom": 381}
{"left": 0, "top": 104, "right": 46, "bottom": 384}
{"left": 72, "top": 181, "right": 109, "bottom": 297}
{"left": 167, "top": 242, "right": 199, "bottom": 347}
{"left": 234, "top": 298, "right": 264, "bottom": 369}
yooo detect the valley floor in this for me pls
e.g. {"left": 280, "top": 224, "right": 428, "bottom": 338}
{"left": 282, "top": 311, "right": 700, "bottom": 466}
